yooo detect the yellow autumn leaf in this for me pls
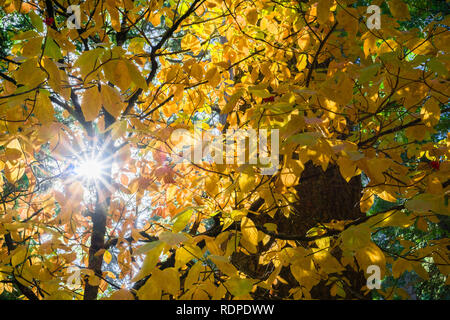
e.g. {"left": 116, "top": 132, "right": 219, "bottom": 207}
{"left": 11, "top": 247, "right": 27, "bottom": 267}
{"left": 152, "top": 268, "right": 180, "bottom": 296}
{"left": 222, "top": 89, "right": 244, "bottom": 114}
{"left": 355, "top": 242, "right": 386, "bottom": 277}
{"left": 104, "top": 250, "right": 112, "bottom": 264}
{"left": 106, "top": 0, "right": 121, "bottom": 32}
{"left": 171, "top": 209, "right": 193, "bottom": 233}
{"left": 137, "top": 276, "right": 161, "bottom": 300}
{"left": 101, "top": 84, "right": 124, "bottom": 118}
{"left": 340, "top": 224, "right": 372, "bottom": 250}
{"left": 181, "top": 34, "right": 201, "bottom": 54}
{"left": 420, "top": 98, "right": 440, "bottom": 128}
{"left": 190, "top": 63, "right": 204, "bottom": 81}
{"left": 43, "top": 58, "right": 62, "bottom": 92}
{"left": 241, "top": 216, "right": 258, "bottom": 253}
{"left": 239, "top": 172, "right": 255, "bottom": 193}
{"left": 363, "top": 32, "right": 376, "bottom": 58}
{"left": 368, "top": 210, "right": 415, "bottom": 228}
{"left": 103, "top": 59, "right": 132, "bottom": 91}
{"left": 81, "top": 87, "right": 102, "bottom": 121}
{"left": 297, "top": 53, "right": 308, "bottom": 71}
{"left": 174, "top": 244, "right": 203, "bottom": 268}
{"left": 3, "top": 139, "right": 25, "bottom": 183}
{"left": 337, "top": 156, "right": 357, "bottom": 182}
{"left": 108, "top": 289, "right": 134, "bottom": 300}
{"left": 125, "top": 60, "right": 147, "bottom": 90}
{"left": 132, "top": 242, "right": 165, "bottom": 282}
{"left": 280, "top": 165, "right": 299, "bottom": 187}
{"left": 388, "top": 0, "right": 410, "bottom": 20}
{"left": 412, "top": 262, "right": 429, "bottom": 280}
{"left": 246, "top": 8, "right": 258, "bottom": 25}
{"left": 317, "top": 0, "right": 332, "bottom": 24}
{"left": 209, "top": 255, "right": 239, "bottom": 276}
{"left": 34, "top": 92, "right": 54, "bottom": 125}
{"left": 14, "top": 58, "right": 46, "bottom": 87}
{"left": 392, "top": 258, "right": 412, "bottom": 278}
{"left": 205, "top": 66, "right": 220, "bottom": 87}
{"left": 22, "top": 36, "right": 43, "bottom": 58}
{"left": 184, "top": 261, "right": 202, "bottom": 289}
{"left": 290, "top": 260, "right": 321, "bottom": 291}
{"left": 224, "top": 277, "right": 255, "bottom": 297}
{"left": 74, "top": 48, "right": 105, "bottom": 80}
{"left": 205, "top": 175, "right": 219, "bottom": 196}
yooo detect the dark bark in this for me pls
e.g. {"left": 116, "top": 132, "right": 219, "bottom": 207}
{"left": 234, "top": 161, "right": 365, "bottom": 299}
{"left": 83, "top": 201, "right": 108, "bottom": 300}
{"left": 83, "top": 142, "right": 113, "bottom": 300}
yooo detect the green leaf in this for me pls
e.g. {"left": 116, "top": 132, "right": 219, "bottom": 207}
{"left": 359, "top": 64, "right": 380, "bottom": 84}
{"left": 44, "top": 37, "right": 63, "bottom": 60}
{"left": 29, "top": 11, "right": 44, "bottom": 33}
{"left": 428, "top": 58, "right": 448, "bottom": 77}
{"left": 405, "top": 194, "right": 449, "bottom": 215}
{"left": 171, "top": 209, "right": 193, "bottom": 233}
{"left": 12, "top": 30, "right": 39, "bottom": 41}
{"left": 286, "top": 132, "right": 321, "bottom": 146}
{"left": 249, "top": 88, "right": 271, "bottom": 98}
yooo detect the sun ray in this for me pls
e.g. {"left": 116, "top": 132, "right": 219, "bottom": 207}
{"left": 75, "top": 158, "right": 105, "bottom": 181}
{"left": 53, "top": 134, "right": 118, "bottom": 205}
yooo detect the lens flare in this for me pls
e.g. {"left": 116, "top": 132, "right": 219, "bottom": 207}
{"left": 56, "top": 134, "right": 116, "bottom": 200}
{"left": 75, "top": 158, "right": 105, "bottom": 181}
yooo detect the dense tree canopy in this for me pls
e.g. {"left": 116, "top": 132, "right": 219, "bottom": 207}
{"left": 0, "top": 0, "right": 448, "bottom": 300}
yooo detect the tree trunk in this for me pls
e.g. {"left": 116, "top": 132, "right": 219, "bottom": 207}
{"left": 83, "top": 138, "right": 113, "bottom": 300}
{"left": 83, "top": 202, "right": 107, "bottom": 300}
{"left": 234, "top": 161, "right": 365, "bottom": 299}
{"left": 290, "top": 161, "right": 362, "bottom": 235}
